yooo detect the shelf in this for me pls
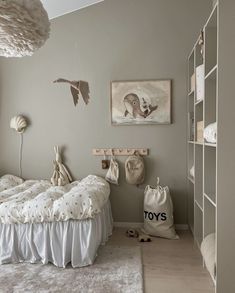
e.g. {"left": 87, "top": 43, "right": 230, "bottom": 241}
{"left": 195, "top": 102, "right": 203, "bottom": 143}
{"left": 188, "top": 50, "right": 195, "bottom": 91}
{"left": 188, "top": 176, "right": 195, "bottom": 184}
{"left": 195, "top": 200, "right": 203, "bottom": 212}
{"left": 195, "top": 141, "right": 203, "bottom": 145}
{"left": 195, "top": 39, "right": 204, "bottom": 68}
{"left": 204, "top": 8, "right": 217, "bottom": 76}
{"left": 187, "top": 4, "right": 218, "bottom": 289}
{"left": 205, "top": 2, "right": 218, "bottom": 29}
{"left": 188, "top": 90, "right": 194, "bottom": 96}
{"left": 204, "top": 193, "right": 216, "bottom": 207}
{"left": 195, "top": 99, "right": 203, "bottom": 106}
{"left": 188, "top": 180, "right": 194, "bottom": 234}
{"left": 194, "top": 203, "right": 203, "bottom": 246}
{"left": 205, "top": 142, "right": 217, "bottom": 147}
{"left": 195, "top": 145, "right": 203, "bottom": 209}
{"left": 212, "top": 276, "right": 216, "bottom": 286}
{"left": 205, "top": 64, "right": 217, "bottom": 80}
{"left": 204, "top": 195, "right": 216, "bottom": 244}
{"left": 205, "top": 76, "right": 217, "bottom": 127}
{"left": 188, "top": 47, "right": 195, "bottom": 60}
{"left": 188, "top": 140, "right": 194, "bottom": 171}
{"left": 204, "top": 146, "right": 216, "bottom": 204}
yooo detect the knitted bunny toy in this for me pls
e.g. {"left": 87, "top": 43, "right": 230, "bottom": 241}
{"left": 51, "top": 146, "right": 73, "bottom": 186}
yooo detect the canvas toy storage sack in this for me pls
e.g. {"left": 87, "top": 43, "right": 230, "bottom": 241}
{"left": 143, "top": 178, "right": 178, "bottom": 239}
{"left": 125, "top": 152, "right": 145, "bottom": 185}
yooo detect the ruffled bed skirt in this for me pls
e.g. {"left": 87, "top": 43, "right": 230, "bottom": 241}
{"left": 0, "top": 200, "right": 113, "bottom": 268}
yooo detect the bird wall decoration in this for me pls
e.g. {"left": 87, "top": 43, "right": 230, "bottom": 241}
{"left": 53, "top": 78, "right": 90, "bottom": 106}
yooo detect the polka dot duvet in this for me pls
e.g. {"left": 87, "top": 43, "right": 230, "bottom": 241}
{"left": 0, "top": 174, "right": 110, "bottom": 224}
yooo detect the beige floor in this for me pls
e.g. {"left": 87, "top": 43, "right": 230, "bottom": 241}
{"left": 108, "top": 228, "right": 214, "bottom": 293}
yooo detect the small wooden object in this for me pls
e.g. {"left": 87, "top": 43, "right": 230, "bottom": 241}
{"left": 126, "top": 229, "right": 139, "bottom": 238}
{"left": 102, "top": 160, "right": 110, "bottom": 169}
{"left": 138, "top": 234, "right": 152, "bottom": 242}
{"left": 191, "top": 73, "right": 195, "bottom": 92}
{"left": 92, "top": 148, "right": 149, "bottom": 156}
{"left": 197, "top": 121, "right": 204, "bottom": 142}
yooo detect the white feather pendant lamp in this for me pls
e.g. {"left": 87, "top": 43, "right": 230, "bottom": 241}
{"left": 0, "top": 0, "right": 50, "bottom": 57}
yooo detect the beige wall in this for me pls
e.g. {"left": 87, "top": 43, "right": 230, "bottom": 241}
{"left": 217, "top": 0, "right": 235, "bottom": 292}
{"left": 0, "top": 0, "right": 211, "bottom": 223}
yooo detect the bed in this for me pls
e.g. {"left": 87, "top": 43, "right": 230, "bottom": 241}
{"left": 0, "top": 174, "right": 113, "bottom": 268}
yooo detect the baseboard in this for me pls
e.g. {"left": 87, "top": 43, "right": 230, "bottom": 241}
{"left": 114, "top": 222, "right": 189, "bottom": 231}
{"left": 114, "top": 222, "right": 143, "bottom": 229}
{"left": 175, "top": 224, "right": 189, "bottom": 230}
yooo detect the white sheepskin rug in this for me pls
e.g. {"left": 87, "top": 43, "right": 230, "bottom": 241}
{"left": 0, "top": 0, "right": 50, "bottom": 57}
{"left": 0, "top": 245, "right": 143, "bottom": 293}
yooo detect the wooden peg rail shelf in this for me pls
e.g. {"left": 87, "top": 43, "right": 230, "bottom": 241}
{"left": 92, "top": 148, "right": 149, "bottom": 156}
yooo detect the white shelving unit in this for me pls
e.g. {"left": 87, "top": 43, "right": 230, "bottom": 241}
{"left": 187, "top": 2, "right": 218, "bottom": 289}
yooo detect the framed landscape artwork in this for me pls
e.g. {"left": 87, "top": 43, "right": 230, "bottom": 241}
{"left": 111, "top": 80, "right": 171, "bottom": 125}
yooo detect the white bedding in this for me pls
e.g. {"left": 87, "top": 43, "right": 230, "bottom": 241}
{"left": 0, "top": 174, "right": 110, "bottom": 224}
{"left": 0, "top": 201, "right": 113, "bottom": 268}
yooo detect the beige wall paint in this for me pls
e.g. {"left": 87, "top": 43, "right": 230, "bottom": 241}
{"left": 212, "top": 0, "right": 217, "bottom": 8}
{"left": 0, "top": 0, "right": 211, "bottom": 223}
{"left": 217, "top": 1, "right": 235, "bottom": 292}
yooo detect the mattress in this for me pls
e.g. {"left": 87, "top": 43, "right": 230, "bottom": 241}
{"left": 0, "top": 200, "right": 113, "bottom": 268}
{"left": 0, "top": 174, "right": 110, "bottom": 224}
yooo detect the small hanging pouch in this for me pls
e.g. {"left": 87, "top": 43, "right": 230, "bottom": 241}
{"left": 105, "top": 149, "right": 119, "bottom": 185}
{"left": 125, "top": 151, "right": 145, "bottom": 185}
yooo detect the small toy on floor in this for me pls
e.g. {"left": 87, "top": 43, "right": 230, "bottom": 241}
{"left": 138, "top": 233, "right": 152, "bottom": 242}
{"left": 126, "top": 229, "right": 139, "bottom": 238}
{"left": 126, "top": 229, "right": 152, "bottom": 242}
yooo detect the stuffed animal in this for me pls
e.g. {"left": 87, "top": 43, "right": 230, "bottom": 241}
{"left": 126, "top": 228, "right": 152, "bottom": 242}
{"left": 51, "top": 146, "right": 72, "bottom": 186}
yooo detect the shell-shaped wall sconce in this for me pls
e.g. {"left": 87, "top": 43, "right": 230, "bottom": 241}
{"left": 10, "top": 115, "right": 28, "bottom": 133}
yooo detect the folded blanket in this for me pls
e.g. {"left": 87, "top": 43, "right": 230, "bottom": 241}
{"left": 0, "top": 174, "right": 110, "bottom": 224}
{"left": 204, "top": 122, "right": 217, "bottom": 144}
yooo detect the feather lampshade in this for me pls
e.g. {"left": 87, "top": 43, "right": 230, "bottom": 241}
{"left": 0, "top": 0, "right": 50, "bottom": 57}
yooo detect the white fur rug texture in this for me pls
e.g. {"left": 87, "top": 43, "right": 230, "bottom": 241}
{"left": 0, "top": 245, "right": 143, "bottom": 293}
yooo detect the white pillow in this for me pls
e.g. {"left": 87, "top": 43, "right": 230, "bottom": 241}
{"left": 0, "top": 174, "right": 24, "bottom": 192}
{"left": 201, "top": 233, "right": 216, "bottom": 279}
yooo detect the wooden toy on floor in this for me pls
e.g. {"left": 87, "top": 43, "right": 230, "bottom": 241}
{"left": 138, "top": 233, "right": 152, "bottom": 242}
{"left": 126, "top": 229, "right": 139, "bottom": 238}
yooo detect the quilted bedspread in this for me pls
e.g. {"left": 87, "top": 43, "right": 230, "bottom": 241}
{"left": 0, "top": 174, "right": 110, "bottom": 224}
